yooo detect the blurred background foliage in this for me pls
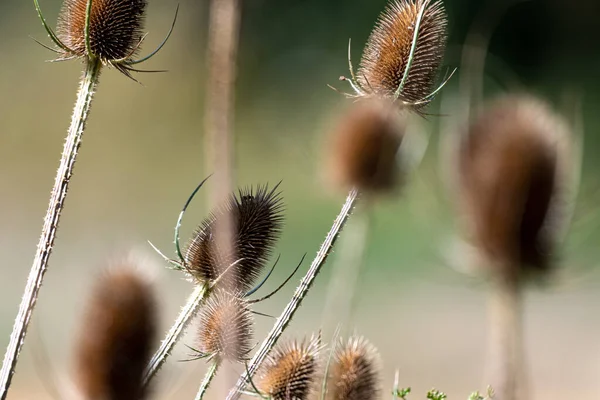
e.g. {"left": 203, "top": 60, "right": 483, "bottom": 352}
{"left": 1, "top": 0, "right": 599, "bottom": 398}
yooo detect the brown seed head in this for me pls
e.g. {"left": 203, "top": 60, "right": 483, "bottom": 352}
{"left": 457, "top": 94, "right": 572, "bottom": 281}
{"left": 258, "top": 334, "right": 322, "bottom": 400}
{"left": 357, "top": 0, "right": 447, "bottom": 107}
{"left": 326, "top": 99, "right": 406, "bottom": 194}
{"left": 184, "top": 185, "right": 284, "bottom": 291}
{"left": 57, "top": 0, "right": 147, "bottom": 61}
{"left": 74, "top": 265, "right": 157, "bottom": 400}
{"left": 196, "top": 289, "right": 254, "bottom": 362}
{"left": 327, "top": 336, "right": 381, "bottom": 400}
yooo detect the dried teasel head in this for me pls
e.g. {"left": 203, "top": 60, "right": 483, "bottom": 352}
{"left": 257, "top": 334, "right": 322, "bottom": 400}
{"left": 327, "top": 336, "right": 381, "bottom": 400}
{"left": 336, "top": 0, "right": 451, "bottom": 110}
{"left": 33, "top": 0, "right": 176, "bottom": 76}
{"left": 326, "top": 99, "right": 406, "bottom": 195}
{"left": 74, "top": 265, "right": 157, "bottom": 400}
{"left": 457, "top": 94, "right": 573, "bottom": 282}
{"left": 195, "top": 289, "right": 253, "bottom": 362}
{"left": 184, "top": 184, "right": 284, "bottom": 291}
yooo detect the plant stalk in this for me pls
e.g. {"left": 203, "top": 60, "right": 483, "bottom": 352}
{"left": 195, "top": 360, "right": 221, "bottom": 400}
{"left": 225, "top": 188, "right": 359, "bottom": 400}
{"left": 0, "top": 58, "right": 102, "bottom": 400}
{"left": 486, "top": 277, "right": 524, "bottom": 400}
{"left": 143, "top": 284, "right": 208, "bottom": 386}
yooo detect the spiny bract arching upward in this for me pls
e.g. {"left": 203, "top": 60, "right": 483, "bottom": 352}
{"left": 196, "top": 289, "right": 253, "bottom": 362}
{"left": 457, "top": 94, "right": 572, "bottom": 281}
{"left": 358, "top": 0, "right": 447, "bottom": 107}
{"left": 327, "top": 336, "right": 381, "bottom": 400}
{"left": 57, "top": 0, "right": 147, "bottom": 62}
{"left": 258, "top": 334, "right": 322, "bottom": 400}
{"left": 74, "top": 266, "right": 157, "bottom": 400}
{"left": 184, "top": 184, "right": 284, "bottom": 291}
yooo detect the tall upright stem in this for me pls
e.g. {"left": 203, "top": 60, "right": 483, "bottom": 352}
{"left": 0, "top": 58, "right": 102, "bottom": 400}
{"left": 143, "top": 284, "right": 208, "bottom": 386}
{"left": 195, "top": 360, "right": 221, "bottom": 400}
{"left": 486, "top": 277, "right": 524, "bottom": 400}
{"left": 226, "top": 189, "right": 359, "bottom": 400}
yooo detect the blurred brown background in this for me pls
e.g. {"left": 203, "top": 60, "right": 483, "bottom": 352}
{"left": 1, "top": 0, "right": 599, "bottom": 398}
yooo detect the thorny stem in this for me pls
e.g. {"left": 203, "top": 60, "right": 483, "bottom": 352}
{"left": 0, "top": 58, "right": 102, "bottom": 400}
{"left": 226, "top": 189, "right": 359, "bottom": 400}
{"left": 486, "top": 277, "right": 525, "bottom": 400}
{"left": 143, "top": 284, "right": 208, "bottom": 386}
{"left": 195, "top": 360, "right": 222, "bottom": 400}
{"left": 321, "top": 210, "right": 371, "bottom": 336}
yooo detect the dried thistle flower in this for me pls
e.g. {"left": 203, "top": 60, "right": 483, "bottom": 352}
{"left": 326, "top": 99, "right": 405, "bottom": 194}
{"left": 336, "top": 0, "right": 451, "bottom": 110}
{"left": 184, "top": 184, "right": 284, "bottom": 291}
{"left": 74, "top": 266, "right": 157, "bottom": 400}
{"left": 195, "top": 289, "right": 253, "bottom": 362}
{"left": 257, "top": 334, "right": 322, "bottom": 400}
{"left": 327, "top": 336, "right": 381, "bottom": 400}
{"left": 457, "top": 94, "right": 572, "bottom": 281}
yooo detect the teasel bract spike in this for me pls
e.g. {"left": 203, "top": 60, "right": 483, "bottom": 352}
{"left": 184, "top": 184, "right": 284, "bottom": 291}
{"left": 457, "top": 94, "right": 573, "bottom": 282}
{"left": 326, "top": 336, "right": 381, "bottom": 400}
{"left": 74, "top": 266, "right": 157, "bottom": 400}
{"left": 256, "top": 334, "right": 323, "bottom": 400}
{"left": 194, "top": 289, "right": 254, "bottom": 363}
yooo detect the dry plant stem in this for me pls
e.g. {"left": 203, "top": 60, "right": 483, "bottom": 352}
{"left": 486, "top": 277, "right": 524, "bottom": 400}
{"left": 226, "top": 189, "right": 359, "bottom": 400}
{"left": 204, "top": 0, "right": 241, "bottom": 394}
{"left": 195, "top": 360, "right": 221, "bottom": 400}
{"left": 0, "top": 58, "right": 102, "bottom": 400}
{"left": 321, "top": 209, "right": 371, "bottom": 336}
{"left": 143, "top": 284, "right": 208, "bottom": 386}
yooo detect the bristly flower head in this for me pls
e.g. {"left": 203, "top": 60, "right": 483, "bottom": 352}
{"left": 327, "top": 336, "right": 381, "bottom": 400}
{"left": 326, "top": 98, "right": 406, "bottom": 195}
{"left": 195, "top": 289, "right": 254, "bottom": 362}
{"left": 74, "top": 265, "right": 157, "bottom": 400}
{"left": 457, "top": 94, "right": 573, "bottom": 282}
{"left": 257, "top": 334, "right": 322, "bottom": 400}
{"left": 184, "top": 184, "right": 284, "bottom": 291}
{"left": 34, "top": 0, "right": 176, "bottom": 76}
{"left": 334, "top": 0, "right": 451, "bottom": 111}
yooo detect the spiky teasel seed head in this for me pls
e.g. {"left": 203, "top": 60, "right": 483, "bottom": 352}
{"left": 327, "top": 336, "right": 381, "bottom": 400}
{"left": 326, "top": 99, "right": 406, "bottom": 195}
{"left": 257, "top": 334, "right": 322, "bottom": 400}
{"left": 196, "top": 289, "right": 253, "bottom": 362}
{"left": 457, "top": 94, "right": 572, "bottom": 282}
{"left": 74, "top": 265, "right": 157, "bottom": 400}
{"left": 57, "top": 0, "right": 146, "bottom": 62}
{"left": 184, "top": 184, "right": 284, "bottom": 291}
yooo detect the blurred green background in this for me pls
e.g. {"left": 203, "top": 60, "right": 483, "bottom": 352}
{"left": 1, "top": 0, "right": 600, "bottom": 398}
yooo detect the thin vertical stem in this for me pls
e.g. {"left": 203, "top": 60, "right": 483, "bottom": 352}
{"left": 0, "top": 58, "right": 102, "bottom": 400}
{"left": 226, "top": 189, "right": 359, "bottom": 400}
{"left": 195, "top": 360, "right": 221, "bottom": 400}
{"left": 486, "top": 278, "right": 524, "bottom": 400}
{"left": 143, "top": 284, "right": 208, "bottom": 386}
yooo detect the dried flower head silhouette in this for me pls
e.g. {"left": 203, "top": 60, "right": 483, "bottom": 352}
{"left": 331, "top": 0, "right": 453, "bottom": 110}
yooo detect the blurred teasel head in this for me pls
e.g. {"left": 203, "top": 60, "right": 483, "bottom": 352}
{"left": 195, "top": 289, "right": 253, "bottom": 363}
{"left": 73, "top": 265, "right": 157, "bottom": 400}
{"left": 337, "top": 0, "right": 450, "bottom": 110}
{"left": 456, "top": 94, "right": 573, "bottom": 282}
{"left": 327, "top": 336, "right": 381, "bottom": 400}
{"left": 257, "top": 334, "right": 322, "bottom": 400}
{"left": 184, "top": 184, "right": 284, "bottom": 291}
{"left": 326, "top": 99, "right": 406, "bottom": 195}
